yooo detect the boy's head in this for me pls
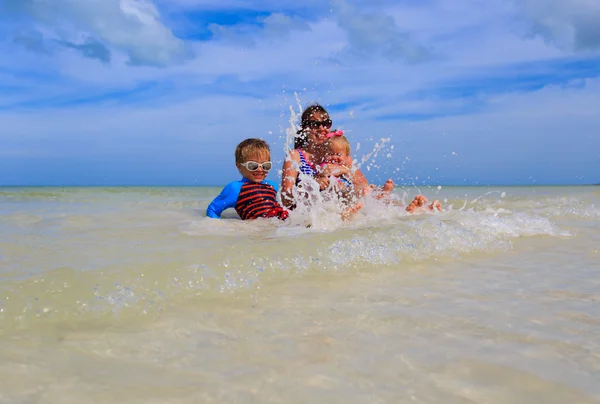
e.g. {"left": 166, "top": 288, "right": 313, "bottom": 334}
{"left": 325, "top": 135, "right": 352, "bottom": 166}
{"left": 235, "top": 138, "right": 272, "bottom": 183}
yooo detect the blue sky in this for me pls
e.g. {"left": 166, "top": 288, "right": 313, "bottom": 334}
{"left": 1, "top": 0, "right": 599, "bottom": 186}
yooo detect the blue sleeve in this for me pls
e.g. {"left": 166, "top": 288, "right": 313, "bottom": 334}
{"left": 206, "top": 181, "right": 242, "bottom": 218}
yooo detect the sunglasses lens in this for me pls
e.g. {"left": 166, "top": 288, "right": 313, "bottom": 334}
{"left": 306, "top": 118, "right": 332, "bottom": 128}
{"left": 262, "top": 162, "right": 272, "bottom": 171}
{"left": 245, "top": 162, "right": 259, "bottom": 171}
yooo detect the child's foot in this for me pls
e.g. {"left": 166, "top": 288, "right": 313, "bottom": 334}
{"left": 429, "top": 200, "right": 442, "bottom": 211}
{"left": 342, "top": 202, "right": 363, "bottom": 221}
{"left": 360, "top": 185, "right": 374, "bottom": 198}
{"left": 406, "top": 195, "right": 428, "bottom": 213}
{"left": 374, "top": 179, "right": 395, "bottom": 200}
{"left": 382, "top": 179, "right": 394, "bottom": 194}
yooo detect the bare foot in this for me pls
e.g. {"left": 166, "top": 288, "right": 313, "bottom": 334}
{"left": 406, "top": 195, "right": 428, "bottom": 213}
{"left": 382, "top": 179, "right": 394, "bottom": 194}
{"left": 342, "top": 202, "right": 363, "bottom": 221}
{"left": 429, "top": 200, "right": 442, "bottom": 211}
{"left": 359, "top": 185, "right": 374, "bottom": 198}
{"left": 373, "top": 179, "right": 395, "bottom": 200}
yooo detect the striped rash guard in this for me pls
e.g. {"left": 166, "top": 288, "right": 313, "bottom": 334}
{"left": 206, "top": 178, "right": 289, "bottom": 220}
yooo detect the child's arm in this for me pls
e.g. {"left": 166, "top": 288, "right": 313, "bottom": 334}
{"left": 206, "top": 182, "right": 242, "bottom": 218}
{"left": 316, "top": 161, "right": 353, "bottom": 191}
{"left": 318, "top": 163, "right": 350, "bottom": 179}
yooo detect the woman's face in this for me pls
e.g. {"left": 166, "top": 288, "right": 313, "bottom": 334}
{"left": 303, "top": 111, "right": 332, "bottom": 147}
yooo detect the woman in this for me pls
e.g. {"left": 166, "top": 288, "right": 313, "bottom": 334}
{"left": 281, "top": 103, "right": 442, "bottom": 213}
{"left": 280, "top": 103, "right": 369, "bottom": 210}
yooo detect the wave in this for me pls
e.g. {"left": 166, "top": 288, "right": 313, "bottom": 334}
{"left": 0, "top": 193, "right": 571, "bottom": 334}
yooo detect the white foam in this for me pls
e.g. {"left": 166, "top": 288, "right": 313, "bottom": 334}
{"left": 182, "top": 216, "right": 282, "bottom": 237}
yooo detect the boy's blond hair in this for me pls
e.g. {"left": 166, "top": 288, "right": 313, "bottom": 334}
{"left": 235, "top": 138, "right": 271, "bottom": 163}
{"left": 326, "top": 135, "right": 351, "bottom": 156}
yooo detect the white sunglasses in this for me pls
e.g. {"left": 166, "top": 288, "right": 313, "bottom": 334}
{"left": 240, "top": 161, "right": 273, "bottom": 171}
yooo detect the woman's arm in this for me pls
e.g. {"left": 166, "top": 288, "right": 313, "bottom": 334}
{"left": 280, "top": 150, "right": 300, "bottom": 209}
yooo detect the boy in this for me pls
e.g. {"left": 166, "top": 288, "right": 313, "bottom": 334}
{"left": 206, "top": 138, "right": 289, "bottom": 220}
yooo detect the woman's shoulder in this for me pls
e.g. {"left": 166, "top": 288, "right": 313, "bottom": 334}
{"left": 285, "top": 148, "right": 302, "bottom": 162}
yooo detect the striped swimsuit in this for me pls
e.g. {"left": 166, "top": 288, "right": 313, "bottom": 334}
{"left": 297, "top": 149, "right": 317, "bottom": 182}
{"left": 206, "top": 178, "right": 288, "bottom": 220}
{"left": 235, "top": 182, "right": 288, "bottom": 220}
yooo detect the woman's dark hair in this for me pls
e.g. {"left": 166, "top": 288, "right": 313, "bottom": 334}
{"left": 294, "top": 102, "right": 330, "bottom": 149}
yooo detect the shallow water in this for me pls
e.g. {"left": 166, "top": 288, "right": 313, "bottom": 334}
{"left": 1, "top": 186, "right": 599, "bottom": 403}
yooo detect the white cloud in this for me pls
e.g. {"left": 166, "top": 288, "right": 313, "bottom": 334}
{"left": 207, "top": 12, "right": 310, "bottom": 47}
{"left": 5, "top": 0, "right": 188, "bottom": 67}
{"left": 156, "top": 0, "right": 321, "bottom": 11}
{"left": 261, "top": 13, "right": 310, "bottom": 39}
{"left": 333, "top": 0, "right": 430, "bottom": 63}
{"left": 517, "top": 0, "right": 600, "bottom": 51}
{"left": 2, "top": 77, "right": 599, "bottom": 185}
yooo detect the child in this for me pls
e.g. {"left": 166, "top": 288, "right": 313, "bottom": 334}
{"left": 319, "top": 134, "right": 442, "bottom": 213}
{"left": 206, "top": 138, "right": 289, "bottom": 220}
{"left": 313, "top": 134, "right": 354, "bottom": 199}
{"left": 316, "top": 134, "right": 386, "bottom": 200}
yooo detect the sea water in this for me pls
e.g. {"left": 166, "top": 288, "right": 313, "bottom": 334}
{"left": 1, "top": 185, "right": 599, "bottom": 403}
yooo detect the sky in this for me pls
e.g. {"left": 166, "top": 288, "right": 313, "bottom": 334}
{"left": 0, "top": 0, "right": 599, "bottom": 186}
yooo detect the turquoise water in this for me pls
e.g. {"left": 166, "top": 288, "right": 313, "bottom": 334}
{"left": 1, "top": 186, "right": 599, "bottom": 403}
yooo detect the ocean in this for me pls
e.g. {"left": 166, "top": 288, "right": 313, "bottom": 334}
{"left": 1, "top": 185, "right": 599, "bottom": 403}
